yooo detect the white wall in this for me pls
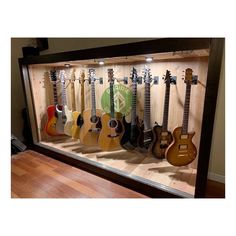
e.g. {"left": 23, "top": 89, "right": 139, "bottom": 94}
{"left": 11, "top": 38, "right": 225, "bottom": 181}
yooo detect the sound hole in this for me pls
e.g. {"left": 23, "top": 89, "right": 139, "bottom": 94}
{"left": 90, "top": 115, "right": 98, "bottom": 123}
{"left": 109, "top": 119, "right": 118, "bottom": 128}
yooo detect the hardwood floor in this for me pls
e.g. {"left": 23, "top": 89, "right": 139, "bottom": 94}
{"left": 11, "top": 150, "right": 225, "bottom": 198}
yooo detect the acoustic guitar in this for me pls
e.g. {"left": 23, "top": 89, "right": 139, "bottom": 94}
{"left": 165, "top": 68, "right": 197, "bottom": 166}
{"left": 98, "top": 69, "right": 124, "bottom": 151}
{"left": 120, "top": 67, "right": 140, "bottom": 150}
{"left": 71, "top": 71, "right": 85, "bottom": 139}
{"left": 45, "top": 69, "right": 63, "bottom": 136}
{"left": 137, "top": 66, "right": 155, "bottom": 153}
{"left": 152, "top": 70, "right": 174, "bottom": 159}
{"left": 79, "top": 69, "right": 102, "bottom": 145}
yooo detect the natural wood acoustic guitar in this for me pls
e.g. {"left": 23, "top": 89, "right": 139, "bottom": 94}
{"left": 165, "top": 68, "right": 197, "bottom": 166}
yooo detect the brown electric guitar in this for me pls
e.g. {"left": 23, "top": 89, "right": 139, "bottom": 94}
{"left": 152, "top": 70, "right": 174, "bottom": 159}
{"left": 98, "top": 69, "right": 124, "bottom": 151}
{"left": 71, "top": 71, "right": 85, "bottom": 139}
{"left": 165, "top": 68, "right": 197, "bottom": 166}
{"left": 79, "top": 69, "right": 102, "bottom": 145}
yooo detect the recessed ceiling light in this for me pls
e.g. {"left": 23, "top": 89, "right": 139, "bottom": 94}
{"left": 98, "top": 60, "right": 105, "bottom": 65}
{"left": 65, "top": 64, "right": 70, "bottom": 68}
{"left": 146, "top": 57, "right": 153, "bottom": 62}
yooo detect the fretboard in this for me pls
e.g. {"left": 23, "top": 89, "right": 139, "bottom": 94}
{"left": 91, "top": 80, "right": 96, "bottom": 117}
{"left": 182, "top": 83, "right": 191, "bottom": 134}
{"left": 52, "top": 82, "right": 58, "bottom": 106}
{"left": 80, "top": 80, "right": 85, "bottom": 113}
{"left": 131, "top": 81, "right": 137, "bottom": 125}
{"left": 144, "top": 82, "right": 151, "bottom": 130}
{"left": 61, "top": 80, "right": 67, "bottom": 115}
{"left": 71, "top": 82, "right": 76, "bottom": 111}
{"left": 162, "top": 84, "right": 170, "bottom": 131}
{"left": 110, "top": 82, "right": 115, "bottom": 118}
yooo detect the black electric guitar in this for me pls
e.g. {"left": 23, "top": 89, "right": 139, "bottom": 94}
{"left": 120, "top": 67, "right": 140, "bottom": 150}
{"left": 152, "top": 70, "right": 174, "bottom": 159}
{"left": 137, "top": 67, "right": 155, "bottom": 153}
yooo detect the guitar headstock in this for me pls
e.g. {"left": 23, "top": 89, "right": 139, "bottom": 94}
{"left": 88, "top": 68, "right": 96, "bottom": 83}
{"left": 70, "top": 69, "right": 76, "bottom": 83}
{"left": 59, "top": 70, "right": 66, "bottom": 83}
{"left": 80, "top": 70, "right": 85, "bottom": 84}
{"left": 184, "top": 68, "right": 193, "bottom": 84}
{"left": 163, "top": 70, "right": 176, "bottom": 85}
{"left": 50, "top": 69, "right": 57, "bottom": 83}
{"left": 143, "top": 66, "right": 152, "bottom": 84}
{"left": 131, "top": 67, "right": 138, "bottom": 83}
{"left": 108, "top": 69, "right": 114, "bottom": 84}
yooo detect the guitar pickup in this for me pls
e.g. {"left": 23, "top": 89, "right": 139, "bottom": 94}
{"left": 179, "top": 144, "right": 188, "bottom": 150}
{"left": 89, "top": 128, "right": 101, "bottom": 133}
{"left": 144, "top": 138, "right": 152, "bottom": 144}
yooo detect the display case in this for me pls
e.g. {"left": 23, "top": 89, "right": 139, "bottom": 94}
{"left": 19, "top": 38, "right": 224, "bottom": 198}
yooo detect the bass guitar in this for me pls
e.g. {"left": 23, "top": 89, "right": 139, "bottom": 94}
{"left": 120, "top": 67, "right": 140, "bottom": 150}
{"left": 137, "top": 66, "right": 155, "bottom": 153}
{"left": 152, "top": 70, "right": 174, "bottom": 159}
{"left": 80, "top": 69, "right": 102, "bottom": 145}
{"left": 166, "top": 68, "right": 197, "bottom": 166}
{"left": 45, "top": 69, "right": 63, "bottom": 136}
{"left": 98, "top": 69, "right": 123, "bottom": 151}
{"left": 71, "top": 71, "right": 85, "bottom": 139}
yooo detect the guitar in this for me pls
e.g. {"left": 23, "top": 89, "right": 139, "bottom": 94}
{"left": 137, "top": 66, "right": 155, "bottom": 153}
{"left": 152, "top": 70, "right": 174, "bottom": 159}
{"left": 98, "top": 69, "right": 124, "bottom": 151}
{"left": 45, "top": 69, "right": 62, "bottom": 136}
{"left": 120, "top": 67, "right": 140, "bottom": 150}
{"left": 71, "top": 71, "right": 85, "bottom": 139}
{"left": 79, "top": 69, "right": 102, "bottom": 145}
{"left": 59, "top": 70, "right": 73, "bottom": 136}
{"left": 166, "top": 68, "right": 197, "bottom": 166}
{"left": 55, "top": 70, "right": 67, "bottom": 134}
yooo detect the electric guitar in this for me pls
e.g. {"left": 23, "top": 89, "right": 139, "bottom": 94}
{"left": 120, "top": 67, "right": 140, "bottom": 150}
{"left": 55, "top": 70, "right": 67, "bottom": 134}
{"left": 166, "top": 68, "right": 197, "bottom": 166}
{"left": 45, "top": 69, "right": 62, "bottom": 136}
{"left": 59, "top": 70, "right": 73, "bottom": 136}
{"left": 79, "top": 69, "right": 102, "bottom": 145}
{"left": 71, "top": 71, "right": 85, "bottom": 139}
{"left": 98, "top": 69, "right": 124, "bottom": 151}
{"left": 137, "top": 66, "right": 155, "bottom": 153}
{"left": 152, "top": 70, "right": 174, "bottom": 159}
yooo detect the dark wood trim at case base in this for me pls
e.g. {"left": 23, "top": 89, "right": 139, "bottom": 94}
{"left": 195, "top": 38, "right": 225, "bottom": 198}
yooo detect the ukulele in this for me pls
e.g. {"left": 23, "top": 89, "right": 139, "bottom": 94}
{"left": 79, "top": 69, "right": 102, "bottom": 145}
{"left": 166, "top": 68, "right": 197, "bottom": 166}
{"left": 59, "top": 70, "right": 73, "bottom": 136}
{"left": 71, "top": 71, "right": 85, "bottom": 139}
{"left": 55, "top": 70, "right": 68, "bottom": 134}
{"left": 98, "top": 69, "right": 124, "bottom": 151}
{"left": 152, "top": 70, "right": 174, "bottom": 159}
{"left": 45, "top": 69, "right": 62, "bottom": 136}
{"left": 120, "top": 67, "right": 140, "bottom": 150}
{"left": 137, "top": 66, "right": 155, "bottom": 153}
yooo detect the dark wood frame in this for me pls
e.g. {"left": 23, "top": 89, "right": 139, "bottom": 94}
{"left": 18, "top": 38, "right": 224, "bottom": 198}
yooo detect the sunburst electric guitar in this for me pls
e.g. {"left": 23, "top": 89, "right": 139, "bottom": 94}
{"left": 137, "top": 66, "right": 155, "bottom": 153}
{"left": 98, "top": 69, "right": 124, "bottom": 151}
{"left": 152, "top": 70, "right": 174, "bottom": 159}
{"left": 166, "top": 68, "right": 197, "bottom": 166}
{"left": 120, "top": 67, "right": 140, "bottom": 150}
{"left": 45, "top": 70, "right": 63, "bottom": 136}
{"left": 79, "top": 69, "right": 102, "bottom": 145}
{"left": 71, "top": 71, "right": 85, "bottom": 139}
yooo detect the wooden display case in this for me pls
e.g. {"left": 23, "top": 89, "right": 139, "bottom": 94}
{"left": 19, "top": 38, "right": 224, "bottom": 198}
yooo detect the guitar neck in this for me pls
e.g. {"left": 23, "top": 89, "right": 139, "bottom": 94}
{"left": 162, "top": 84, "right": 170, "bottom": 131}
{"left": 71, "top": 82, "right": 76, "bottom": 111}
{"left": 110, "top": 82, "right": 115, "bottom": 118}
{"left": 131, "top": 81, "right": 137, "bottom": 125}
{"left": 91, "top": 81, "right": 96, "bottom": 116}
{"left": 61, "top": 80, "right": 67, "bottom": 114}
{"left": 52, "top": 82, "right": 58, "bottom": 106}
{"left": 182, "top": 83, "right": 191, "bottom": 134}
{"left": 80, "top": 80, "right": 85, "bottom": 113}
{"left": 144, "top": 82, "right": 151, "bottom": 130}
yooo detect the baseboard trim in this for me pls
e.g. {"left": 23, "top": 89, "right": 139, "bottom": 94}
{"left": 208, "top": 172, "right": 225, "bottom": 183}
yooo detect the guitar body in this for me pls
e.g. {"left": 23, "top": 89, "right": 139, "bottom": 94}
{"left": 71, "top": 111, "right": 83, "bottom": 139}
{"left": 98, "top": 112, "right": 124, "bottom": 151}
{"left": 120, "top": 116, "right": 140, "bottom": 150}
{"left": 55, "top": 105, "right": 66, "bottom": 134}
{"left": 166, "top": 127, "right": 197, "bottom": 166}
{"left": 64, "top": 105, "right": 73, "bottom": 136}
{"left": 45, "top": 105, "right": 59, "bottom": 136}
{"left": 152, "top": 124, "right": 173, "bottom": 159}
{"left": 137, "top": 122, "right": 155, "bottom": 153}
{"left": 79, "top": 109, "right": 102, "bottom": 145}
